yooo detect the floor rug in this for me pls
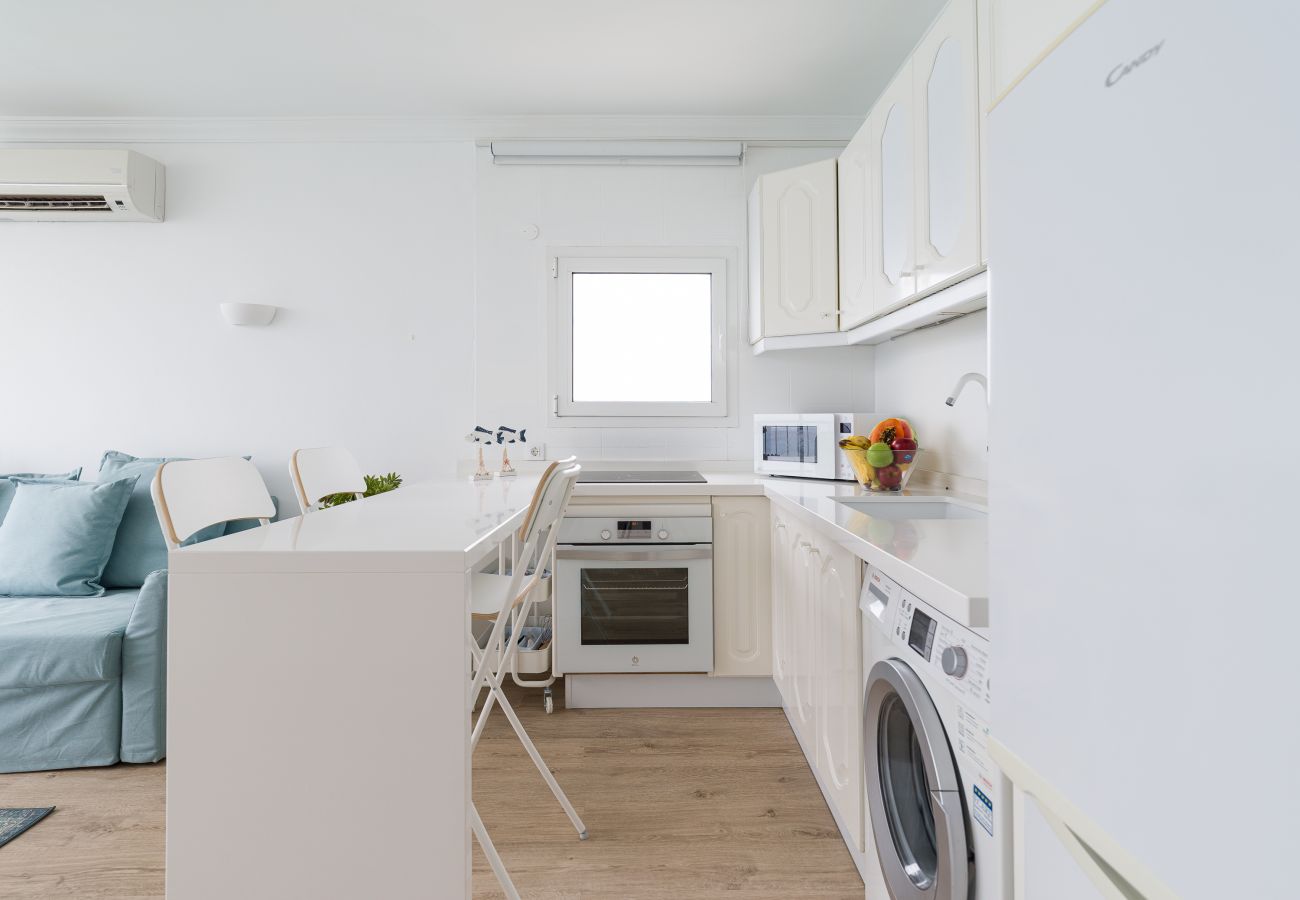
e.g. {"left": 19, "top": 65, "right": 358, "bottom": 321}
{"left": 0, "top": 807, "right": 54, "bottom": 849}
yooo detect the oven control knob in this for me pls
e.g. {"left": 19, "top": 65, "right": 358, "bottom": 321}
{"left": 941, "top": 646, "right": 968, "bottom": 679}
{"left": 657, "top": 529, "right": 669, "bottom": 540}
{"left": 600, "top": 529, "right": 612, "bottom": 541}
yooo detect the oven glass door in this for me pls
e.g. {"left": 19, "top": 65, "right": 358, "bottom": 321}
{"left": 555, "top": 547, "right": 713, "bottom": 673}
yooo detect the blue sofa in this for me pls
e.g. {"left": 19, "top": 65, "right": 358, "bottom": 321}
{"left": 0, "top": 453, "right": 275, "bottom": 773}
{"left": 0, "top": 572, "right": 167, "bottom": 771}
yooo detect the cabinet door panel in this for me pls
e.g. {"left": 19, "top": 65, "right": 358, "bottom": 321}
{"left": 770, "top": 513, "right": 792, "bottom": 698}
{"left": 787, "top": 530, "right": 816, "bottom": 738}
{"left": 753, "top": 158, "right": 839, "bottom": 338}
{"left": 814, "top": 539, "right": 864, "bottom": 853}
{"left": 872, "top": 63, "right": 916, "bottom": 313}
{"left": 915, "top": 0, "right": 982, "bottom": 293}
{"left": 712, "top": 498, "right": 772, "bottom": 678}
{"left": 837, "top": 123, "right": 874, "bottom": 331}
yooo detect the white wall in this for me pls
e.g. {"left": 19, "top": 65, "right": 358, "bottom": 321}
{"left": 473, "top": 146, "right": 874, "bottom": 463}
{"left": 872, "top": 309, "right": 988, "bottom": 483}
{"left": 0, "top": 142, "right": 478, "bottom": 503}
{"left": 1, "top": 139, "right": 878, "bottom": 499}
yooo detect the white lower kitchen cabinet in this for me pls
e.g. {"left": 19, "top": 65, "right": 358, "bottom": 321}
{"left": 770, "top": 509, "right": 794, "bottom": 699}
{"left": 812, "top": 536, "right": 863, "bottom": 854}
{"left": 711, "top": 497, "right": 772, "bottom": 678}
{"left": 770, "top": 506, "right": 864, "bottom": 853}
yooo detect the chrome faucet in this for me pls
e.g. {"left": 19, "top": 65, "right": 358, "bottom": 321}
{"left": 945, "top": 372, "right": 988, "bottom": 407}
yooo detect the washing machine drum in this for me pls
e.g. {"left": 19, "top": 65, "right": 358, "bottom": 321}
{"left": 865, "top": 658, "right": 973, "bottom": 900}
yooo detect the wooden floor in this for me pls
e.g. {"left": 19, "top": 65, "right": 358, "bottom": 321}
{"left": 0, "top": 681, "right": 864, "bottom": 899}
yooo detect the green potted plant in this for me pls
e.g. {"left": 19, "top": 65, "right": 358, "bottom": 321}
{"left": 320, "top": 472, "right": 402, "bottom": 508}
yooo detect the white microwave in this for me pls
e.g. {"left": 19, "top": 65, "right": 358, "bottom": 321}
{"left": 753, "top": 413, "right": 876, "bottom": 481}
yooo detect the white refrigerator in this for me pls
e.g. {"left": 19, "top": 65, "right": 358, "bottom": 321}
{"left": 987, "top": 1, "right": 1300, "bottom": 898}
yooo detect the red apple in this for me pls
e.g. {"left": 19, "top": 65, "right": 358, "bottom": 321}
{"left": 876, "top": 464, "right": 903, "bottom": 489}
{"left": 890, "top": 437, "right": 918, "bottom": 465}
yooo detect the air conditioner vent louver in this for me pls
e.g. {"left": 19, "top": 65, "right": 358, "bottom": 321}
{"left": 0, "top": 194, "right": 112, "bottom": 211}
{"left": 0, "top": 150, "right": 164, "bottom": 221}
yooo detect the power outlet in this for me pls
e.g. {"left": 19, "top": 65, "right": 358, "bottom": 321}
{"left": 524, "top": 443, "right": 546, "bottom": 460}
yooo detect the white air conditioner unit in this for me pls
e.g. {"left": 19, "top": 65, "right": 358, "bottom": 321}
{"left": 0, "top": 149, "right": 165, "bottom": 222}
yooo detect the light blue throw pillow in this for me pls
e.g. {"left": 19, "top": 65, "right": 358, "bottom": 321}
{"left": 98, "top": 451, "right": 227, "bottom": 589}
{"left": 0, "top": 476, "right": 138, "bottom": 597}
{"left": 0, "top": 469, "right": 83, "bottom": 523}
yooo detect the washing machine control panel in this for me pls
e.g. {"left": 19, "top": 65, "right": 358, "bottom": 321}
{"left": 866, "top": 566, "right": 991, "bottom": 712}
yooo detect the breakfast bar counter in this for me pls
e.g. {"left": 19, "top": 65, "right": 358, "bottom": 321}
{"left": 165, "top": 475, "right": 540, "bottom": 900}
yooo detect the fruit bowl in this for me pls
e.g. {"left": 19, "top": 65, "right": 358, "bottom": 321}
{"left": 839, "top": 417, "right": 920, "bottom": 493}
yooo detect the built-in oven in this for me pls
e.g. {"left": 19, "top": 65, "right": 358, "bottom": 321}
{"left": 754, "top": 412, "right": 876, "bottom": 480}
{"left": 554, "top": 513, "right": 712, "bottom": 673}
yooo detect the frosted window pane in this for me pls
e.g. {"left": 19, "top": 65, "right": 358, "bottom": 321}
{"left": 572, "top": 273, "right": 712, "bottom": 402}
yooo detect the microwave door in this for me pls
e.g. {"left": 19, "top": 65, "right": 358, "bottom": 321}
{"left": 755, "top": 416, "right": 835, "bottom": 478}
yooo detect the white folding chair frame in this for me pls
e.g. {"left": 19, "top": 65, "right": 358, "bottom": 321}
{"left": 470, "top": 459, "right": 585, "bottom": 897}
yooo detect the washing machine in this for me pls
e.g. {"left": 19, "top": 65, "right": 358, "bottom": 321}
{"left": 859, "top": 565, "right": 1009, "bottom": 900}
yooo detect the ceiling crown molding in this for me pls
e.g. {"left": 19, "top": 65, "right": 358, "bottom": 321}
{"left": 0, "top": 115, "right": 860, "bottom": 145}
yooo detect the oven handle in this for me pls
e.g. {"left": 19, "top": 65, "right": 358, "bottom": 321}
{"left": 556, "top": 545, "right": 713, "bottom": 562}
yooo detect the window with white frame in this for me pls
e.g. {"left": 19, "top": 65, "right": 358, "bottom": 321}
{"left": 552, "top": 252, "right": 728, "bottom": 421}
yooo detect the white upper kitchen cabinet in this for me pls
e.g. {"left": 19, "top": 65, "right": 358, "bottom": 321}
{"left": 711, "top": 498, "right": 772, "bottom": 678}
{"left": 913, "top": 0, "right": 983, "bottom": 294}
{"left": 987, "top": 0, "right": 1096, "bottom": 100}
{"left": 836, "top": 125, "right": 875, "bottom": 331}
{"left": 870, "top": 61, "right": 917, "bottom": 315}
{"left": 748, "top": 158, "right": 839, "bottom": 341}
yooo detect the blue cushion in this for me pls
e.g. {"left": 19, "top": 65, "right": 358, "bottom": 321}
{"left": 0, "top": 470, "right": 83, "bottom": 523}
{"left": 0, "top": 477, "right": 137, "bottom": 597}
{"left": 98, "top": 451, "right": 226, "bottom": 589}
{"left": 0, "top": 592, "right": 138, "bottom": 688}
{"left": 2, "top": 468, "right": 81, "bottom": 481}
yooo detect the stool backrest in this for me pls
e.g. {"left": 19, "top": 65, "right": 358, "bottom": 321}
{"left": 290, "top": 446, "right": 366, "bottom": 514}
{"left": 152, "top": 456, "right": 275, "bottom": 549}
{"left": 517, "top": 457, "right": 580, "bottom": 549}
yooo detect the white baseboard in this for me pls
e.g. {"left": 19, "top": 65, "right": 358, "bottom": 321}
{"left": 564, "top": 674, "right": 781, "bottom": 708}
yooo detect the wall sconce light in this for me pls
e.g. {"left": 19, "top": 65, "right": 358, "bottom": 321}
{"left": 220, "top": 302, "right": 277, "bottom": 327}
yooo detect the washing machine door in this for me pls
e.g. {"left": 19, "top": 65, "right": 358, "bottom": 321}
{"left": 865, "top": 658, "right": 971, "bottom": 900}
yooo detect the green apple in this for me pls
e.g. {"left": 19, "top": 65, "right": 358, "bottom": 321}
{"left": 865, "top": 442, "right": 895, "bottom": 467}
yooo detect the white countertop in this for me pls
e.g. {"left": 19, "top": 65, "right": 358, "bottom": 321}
{"left": 171, "top": 469, "right": 987, "bottom": 622}
{"left": 573, "top": 472, "right": 987, "bottom": 624}
{"left": 759, "top": 478, "right": 988, "bottom": 627}
{"left": 169, "top": 474, "right": 541, "bottom": 574}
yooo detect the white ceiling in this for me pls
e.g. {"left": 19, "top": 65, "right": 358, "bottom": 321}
{"left": 1, "top": 0, "right": 945, "bottom": 120}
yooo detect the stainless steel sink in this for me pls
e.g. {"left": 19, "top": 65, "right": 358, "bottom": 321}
{"left": 834, "top": 498, "right": 987, "bottom": 520}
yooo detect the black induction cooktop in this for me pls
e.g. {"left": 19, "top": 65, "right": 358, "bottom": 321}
{"left": 577, "top": 470, "right": 707, "bottom": 484}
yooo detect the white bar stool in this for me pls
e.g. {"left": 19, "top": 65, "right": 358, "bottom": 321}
{"left": 470, "top": 458, "right": 587, "bottom": 899}
{"left": 152, "top": 456, "right": 275, "bottom": 547}
{"left": 289, "top": 446, "right": 366, "bottom": 514}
